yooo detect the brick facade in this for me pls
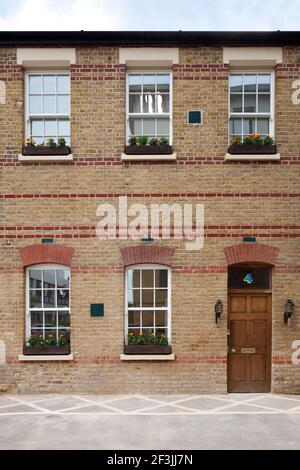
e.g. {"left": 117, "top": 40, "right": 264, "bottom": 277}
{"left": 0, "top": 34, "right": 300, "bottom": 394}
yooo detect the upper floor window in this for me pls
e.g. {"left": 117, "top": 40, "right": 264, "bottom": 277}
{"left": 126, "top": 72, "right": 172, "bottom": 143}
{"left": 26, "top": 265, "right": 70, "bottom": 346}
{"left": 229, "top": 72, "right": 274, "bottom": 142}
{"left": 125, "top": 264, "right": 171, "bottom": 343}
{"left": 26, "top": 72, "right": 71, "bottom": 146}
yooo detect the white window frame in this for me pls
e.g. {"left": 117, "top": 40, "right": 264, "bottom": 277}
{"left": 25, "top": 71, "right": 71, "bottom": 145}
{"left": 125, "top": 264, "right": 171, "bottom": 344}
{"left": 228, "top": 70, "right": 275, "bottom": 142}
{"left": 25, "top": 264, "right": 71, "bottom": 341}
{"left": 126, "top": 71, "right": 173, "bottom": 144}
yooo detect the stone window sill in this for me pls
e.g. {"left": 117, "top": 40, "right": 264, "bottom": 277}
{"left": 18, "top": 354, "right": 74, "bottom": 361}
{"left": 121, "top": 153, "right": 176, "bottom": 161}
{"left": 225, "top": 153, "right": 280, "bottom": 161}
{"left": 18, "top": 154, "right": 73, "bottom": 163}
{"left": 120, "top": 354, "right": 175, "bottom": 361}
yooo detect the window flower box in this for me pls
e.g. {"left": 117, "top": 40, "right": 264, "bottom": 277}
{"left": 125, "top": 145, "right": 173, "bottom": 155}
{"left": 23, "top": 345, "right": 71, "bottom": 355}
{"left": 228, "top": 144, "right": 277, "bottom": 155}
{"left": 23, "top": 146, "right": 71, "bottom": 156}
{"left": 124, "top": 344, "right": 172, "bottom": 355}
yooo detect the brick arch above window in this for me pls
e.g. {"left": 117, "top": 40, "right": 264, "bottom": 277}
{"left": 224, "top": 242, "right": 279, "bottom": 266}
{"left": 120, "top": 245, "right": 175, "bottom": 267}
{"left": 20, "top": 244, "right": 74, "bottom": 267}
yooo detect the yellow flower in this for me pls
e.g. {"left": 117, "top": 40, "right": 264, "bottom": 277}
{"left": 129, "top": 332, "right": 134, "bottom": 336}
{"left": 253, "top": 133, "right": 260, "bottom": 139}
{"left": 48, "top": 334, "right": 53, "bottom": 338}
{"left": 139, "top": 332, "right": 144, "bottom": 336}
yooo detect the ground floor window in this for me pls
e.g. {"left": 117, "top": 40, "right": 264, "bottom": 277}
{"left": 125, "top": 264, "right": 171, "bottom": 344}
{"left": 26, "top": 264, "right": 70, "bottom": 346}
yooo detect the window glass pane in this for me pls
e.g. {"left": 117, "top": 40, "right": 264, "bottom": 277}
{"left": 142, "top": 289, "right": 154, "bottom": 307}
{"left": 142, "top": 270, "right": 154, "bottom": 288}
{"left": 29, "top": 95, "right": 42, "bottom": 114}
{"left": 56, "top": 270, "right": 69, "bottom": 288}
{"left": 31, "top": 120, "right": 44, "bottom": 136}
{"left": 143, "top": 94, "right": 155, "bottom": 113}
{"left": 230, "top": 94, "right": 242, "bottom": 112}
{"left": 258, "top": 74, "right": 270, "bottom": 92}
{"left": 32, "top": 136, "right": 44, "bottom": 145}
{"left": 157, "top": 118, "right": 169, "bottom": 135}
{"left": 128, "top": 311, "right": 140, "bottom": 327}
{"left": 30, "top": 290, "right": 42, "bottom": 308}
{"left": 228, "top": 267, "right": 270, "bottom": 289}
{"left": 257, "top": 118, "right": 269, "bottom": 135}
{"left": 230, "top": 74, "right": 243, "bottom": 93}
{"left": 129, "top": 94, "right": 141, "bottom": 113}
{"left": 244, "top": 94, "right": 256, "bottom": 113}
{"left": 58, "top": 329, "right": 70, "bottom": 342}
{"left": 57, "top": 95, "right": 69, "bottom": 114}
{"left": 43, "top": 290, "right": 56, "bottom": 308}
{"left": 156, "top": 328, "right": 167, "bottom": 337}
{"left": 43, "top": 75, "right": 56, "bottom": 94}
{"left": 155, "top": 311, "right": 167, "bottom": 327}
{"left": 229, "top": 118, "right": 242, "bottom": 135}
{"left": 44, "top": 119, "right": 57, "bottom": 136}
{"left": 143, "top": 118, "right": 155, "bottom": 135}
{"left": 157, "top": 74, "right": 170, "bottom": 92}
{"left": 129, "top": 118, "right": 142, "bottom": 135}
{"left": 155, "top": 289, "right": 168, "bottom": 307}
{"left": 142, "top": 310, "right": 154, "bottom": 327}
{"left": 129, "top": 74, "right": 142, "bottom": 93}
{"left": 31, "top": 311, "right": 43, "bottom": 328}
{"left": 243, "top": 118, "right": 255, "bottom": 135}
{"left": 29, "top": 75, "right": 42, "bottom": 94}
{"left": 31, "top": 329, "right": 44, "bottom": 339}
{"left": 127, "top": 269, "right": 139, "bottom": 290}
{"left": 142, "top": 328, "right": 154, "bottom": 337}
{"left": 44, "top": 95, "right": 56, "bottom": 114}
{"left": 43, "top": 270, "right": 55, "bottom": 288}
{"left": 143, "top": 74, "right": 156, "bottom": 93}
{"left": 58, "top": 312, "right": 70, "bottom": 327}
{"left": 45, "top": 329, "right": 57, "bottom": 341}
{"left": 45, "top": 311, "right": 57, "bottom": 327}
{"left": 57, "top": 289, "right": 69, "bottom": 308}
{"left": 258, "top": 95, "right": 270, "bottom": 112}
{"left": 58, "top": 119, "right": 70, "bottom": 137}
{"left": 244, "top": 74, "right": 256, "bottom": 92}
{"left": 155, "top": 270, "right": 168, "bottom": 288}
{"left": 57, "top": 75, "right": 70, "bottom": 94}
{"left": 157, "top": 94, "right": 169, "bottom": 113}
{"left": 29, "top": 270, "right": 42, "bottom": 288}
{"left": 128, "top": 290, "right": 140, "bottom": 308}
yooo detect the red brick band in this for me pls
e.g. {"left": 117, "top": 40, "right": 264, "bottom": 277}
{"left": 224, "top": 242, "right": 279, "bottom": 266}
{"left": 19, "top": 244, "right": 74, "bottom": 267}
{"left": 120, "top": 245, "right": 175, "bottom": 267}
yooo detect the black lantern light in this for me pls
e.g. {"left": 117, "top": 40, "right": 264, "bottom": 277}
{"left": 284, "top": 300, "right": 295, "bottom": 325}
{"left": 215, "top": 300, "right": 223, "bottom": 325}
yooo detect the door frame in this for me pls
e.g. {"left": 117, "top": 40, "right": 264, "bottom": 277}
{"left": 227, "top": 264, "right": 272, "bottom": 393}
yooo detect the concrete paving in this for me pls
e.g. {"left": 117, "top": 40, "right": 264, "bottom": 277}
{"left": 0, "top": 393, "right": 300, "bottom": 449}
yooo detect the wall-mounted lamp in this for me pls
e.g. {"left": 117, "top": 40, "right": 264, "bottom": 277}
{"left": 284, "top": 299, "right": 295, "bottom": 325}
{"left": 215, "top": 300, "right": 223, "bottom": 325}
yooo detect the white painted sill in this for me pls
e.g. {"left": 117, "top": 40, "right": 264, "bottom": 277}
{"left": 225, "top": 153, "right": 280, "bottom": 161}
{"left": 120, "top": 354, "right": 175, "bottom": 361}
{"left": 18, "top": 154, "right": 73, "bottom": 163}
{"left": 18, "top": 354, "right": 74, "bottom": 361}
{"left": 121, "top": 153, "right": 176, "bottom": 161}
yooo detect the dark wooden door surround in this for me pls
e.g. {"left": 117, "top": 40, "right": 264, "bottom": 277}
{"left": 228, "top": 292, "right": 272, "bottom": 392}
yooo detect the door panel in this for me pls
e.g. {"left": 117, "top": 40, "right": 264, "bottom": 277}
{"left": 230, "top": 355, "right": 246, "bottom": 381}
{"left": 228, "top": 292, "right": 271, "bottom": 392}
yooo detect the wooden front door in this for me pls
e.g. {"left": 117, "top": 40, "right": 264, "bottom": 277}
{"left": 228, "top": 293, "right": 271, "bottom": 392}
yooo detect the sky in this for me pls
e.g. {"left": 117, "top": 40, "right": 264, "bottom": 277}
{"left": 0, "top": 0, "right": 299, "bottom": 31}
